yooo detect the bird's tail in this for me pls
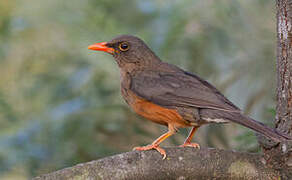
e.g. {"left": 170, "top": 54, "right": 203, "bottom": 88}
{"left": 225, "top": 112, "right": 291, "bottom": 142}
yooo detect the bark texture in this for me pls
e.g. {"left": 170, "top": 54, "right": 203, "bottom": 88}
{"left": 33, "top": 148, "right": 279, "bottom": 180}
{"left": 276, "top": 0, "right": 292, "bottom": 139}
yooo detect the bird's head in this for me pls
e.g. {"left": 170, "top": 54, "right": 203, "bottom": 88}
{"left": 88, "top": 35, "right": 160, "bottom": 68}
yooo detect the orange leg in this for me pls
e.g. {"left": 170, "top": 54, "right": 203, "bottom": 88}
{"left": 179, "top": 126, "right": 200, "bottom": 148}
{"left": 133, "top": 125, "right": 176, "bottom": 159}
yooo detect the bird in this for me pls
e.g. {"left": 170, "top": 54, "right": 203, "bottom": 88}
{"left": 88, "top": 35, "right": 291, "bottom": 159}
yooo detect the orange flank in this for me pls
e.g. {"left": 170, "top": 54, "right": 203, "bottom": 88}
{"left": 129, "top": 92, "right": 190, "bottom": 128}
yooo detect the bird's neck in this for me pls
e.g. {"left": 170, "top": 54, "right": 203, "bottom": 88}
{"left": 119, "top": 55, "right": 162, "bottom": 72}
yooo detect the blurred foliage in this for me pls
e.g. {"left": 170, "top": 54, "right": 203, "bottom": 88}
{"left": 0, "top": 0, "right": 277, "bottom": 178}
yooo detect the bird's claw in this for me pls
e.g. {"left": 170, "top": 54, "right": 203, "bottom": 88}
{"left": 133, "top": 144, "right": 167, "bottom": 159}
{"left": 179, "top": 142, "right": 200, "bottom": 149}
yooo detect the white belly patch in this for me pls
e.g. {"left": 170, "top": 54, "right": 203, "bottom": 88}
{"left": 202, "top": 117, "right": 229, "bottom": 123}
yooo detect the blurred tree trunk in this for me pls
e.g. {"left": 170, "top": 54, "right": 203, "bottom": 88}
{"left": 33, "top": 1, "right": 292, "bottom": 179}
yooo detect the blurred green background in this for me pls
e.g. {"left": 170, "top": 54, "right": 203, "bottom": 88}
{"left": 0, "top": 0, "right": 277, "bottom": 179}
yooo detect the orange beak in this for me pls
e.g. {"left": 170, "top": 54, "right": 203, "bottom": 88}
{"left": 88, "top": 42, "right": 115, "bottom": 54}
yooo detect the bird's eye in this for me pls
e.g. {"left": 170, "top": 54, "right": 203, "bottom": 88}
{"left": 119, "top": 42, "right": 129, "bottom": 51}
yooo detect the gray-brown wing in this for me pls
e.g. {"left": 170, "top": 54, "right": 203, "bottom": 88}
{"left": 130, "top": 70, "right": 240, "bottom": 112}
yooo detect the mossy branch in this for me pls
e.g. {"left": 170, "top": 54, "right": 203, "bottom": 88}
{"left": 33, "top": 147, "right": 280, "bottom": 180}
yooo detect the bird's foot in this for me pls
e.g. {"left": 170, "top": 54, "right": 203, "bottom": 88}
{"left": 133, "top": 144, "right": 167, "bottom": 159}
{"left": 179, "top": 142, "right": 200, "bottom": 149}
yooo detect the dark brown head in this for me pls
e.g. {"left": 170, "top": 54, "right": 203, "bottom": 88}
{"left": 88, "top": 35, "right": 161, "bottom": 68}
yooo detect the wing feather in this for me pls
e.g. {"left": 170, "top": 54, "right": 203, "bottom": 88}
{"left": 130, "top": 70, "right": 240, "bottom": 112}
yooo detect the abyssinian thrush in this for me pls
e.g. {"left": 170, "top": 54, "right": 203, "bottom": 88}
{"left": 88, "top": 35, "right": 291, "bottom": 159}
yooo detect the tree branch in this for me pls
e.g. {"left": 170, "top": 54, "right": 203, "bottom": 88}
{"left": 33, "top": 148, "right": 279, "bottom": 180}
